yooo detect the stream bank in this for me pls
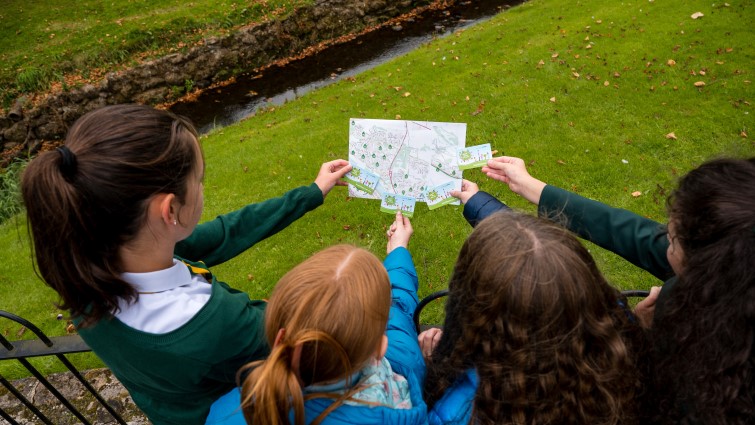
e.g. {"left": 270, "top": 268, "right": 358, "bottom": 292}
{"left": 1, "top": 0, "right": 448, "bottom": 167}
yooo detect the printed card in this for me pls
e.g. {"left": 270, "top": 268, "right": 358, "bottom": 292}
{"left": 424, "top": 181, "right": 460, "bottom": 210}
{"left": 344, "top": 164, "right": 380, "bottom": 195}
{"left": 380, "top": 193, "right": 416, "bottom": 218}
{"left": 457, "top": 143, "right": 493, "bottom": 170}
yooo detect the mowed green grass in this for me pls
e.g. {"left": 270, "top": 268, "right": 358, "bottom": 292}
{"left": 0, "top": 0, "right": 312, "bottom": 106}
{"left": 0, "top": 0, "right": 753, "bottom": 378}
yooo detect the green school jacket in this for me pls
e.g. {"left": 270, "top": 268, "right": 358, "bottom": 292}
{"left": 76, "top": 183, "right": 323, "bottom": 425}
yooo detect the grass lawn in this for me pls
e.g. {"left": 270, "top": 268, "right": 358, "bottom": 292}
{"left": 1, "top": 0, "right": 753, "bottom": 379}
{"left": 0, "top": 0, "right": 312, "bottom": 107}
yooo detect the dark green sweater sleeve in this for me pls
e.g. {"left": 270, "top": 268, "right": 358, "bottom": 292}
{"left": 175, "top": 183, "right": 324, "bottom": 267}
{"left": 538, "top": 185, "right": 673, "bottom": 281}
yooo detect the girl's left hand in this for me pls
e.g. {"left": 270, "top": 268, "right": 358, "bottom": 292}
{"left": 418, "top": 327, "right": 443, "bottom": 359}
{"left": 386, "top": 211, "right": 413, "bottom": 253}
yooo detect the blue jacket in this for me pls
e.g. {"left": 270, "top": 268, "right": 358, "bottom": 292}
{"left": 427, "top": 369, "right": 477, "bottom": 425}
{"left": 205, "top": 247, "right": 428, "bottom": 425}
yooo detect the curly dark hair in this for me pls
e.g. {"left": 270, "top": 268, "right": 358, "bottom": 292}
{"left": 651, "top": 157, "right": 755, "bottom": 424}
{"left": 424, "top": 211, "right": 643, "bottom": 425}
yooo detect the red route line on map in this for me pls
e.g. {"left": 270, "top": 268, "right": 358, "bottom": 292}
{"left": 387, "top": 121, "right": 410, "bottom": 194}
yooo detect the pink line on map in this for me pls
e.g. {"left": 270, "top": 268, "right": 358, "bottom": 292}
{"left": 388, "top": 121, "right": 410, "bottom": 193}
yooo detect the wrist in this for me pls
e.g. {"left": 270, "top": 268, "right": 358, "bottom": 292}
{"left": 520, "top": 178, "right": 546, "bottom": 205}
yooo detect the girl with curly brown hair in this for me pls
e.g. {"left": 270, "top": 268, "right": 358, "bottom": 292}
{"left": 463, "top": 155, "right": 755, "bottom": 424}
{"left": 422, "top": 212, "right": 644, "bottom": 425}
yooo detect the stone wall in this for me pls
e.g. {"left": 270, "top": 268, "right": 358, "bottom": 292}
{"left": 0, "top": 0, "right": 445, "bottom": 166}
{"left": 0, "top": 368, "right": 149, "bottom": 424}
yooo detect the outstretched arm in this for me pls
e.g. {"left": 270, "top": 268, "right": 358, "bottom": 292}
{"left": 481, "top": 156, "right": 547, "bottom": 205}
{"left": 384, "top": 212, "right": 425, "bottom": 381}
{"left": 176, "top": 160, "right": 351, "bottom": 266}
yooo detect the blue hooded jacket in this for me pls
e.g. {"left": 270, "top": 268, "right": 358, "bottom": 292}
{"left": 205, "top": 247, "right": 428, "bottom": 425}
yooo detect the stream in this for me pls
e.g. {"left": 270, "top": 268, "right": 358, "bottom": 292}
{"left": 169, "top": 0, "right": 524, "bottom": 134}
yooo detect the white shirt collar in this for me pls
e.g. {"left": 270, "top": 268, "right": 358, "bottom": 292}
{"left": 121, "top": 259, "right": 193, "bottom": 293}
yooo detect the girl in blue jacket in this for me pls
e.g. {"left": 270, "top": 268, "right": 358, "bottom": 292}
{"left": 206, "top": 211, "right": 427, "bottom": 425}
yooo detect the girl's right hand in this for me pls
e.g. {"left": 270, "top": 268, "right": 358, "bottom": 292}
{"left": 386, "top": 211, "right": 413, "bottom": 254}
{"left": 481, "top": 156, "right": 547, "bottom": 205}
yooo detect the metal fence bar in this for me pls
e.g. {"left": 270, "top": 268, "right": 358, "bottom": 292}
{"left": 56, "top": 354, "right": 128, "bottom": 425}
{"left": 0, "top": 374, "right": 56, "bottom": 425}
{"left": 0, "top": 404, "right": 22, "bottom": 425}
{"left": 413, "top": 289, "right": 652, "bottom": 333}
{"left": 0, "top": 310, "right": 128, "bottom": 425}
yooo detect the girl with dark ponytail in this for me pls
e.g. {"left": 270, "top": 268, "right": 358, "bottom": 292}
{"left": 21, "top": 104, "right": 351, "bottom": 425}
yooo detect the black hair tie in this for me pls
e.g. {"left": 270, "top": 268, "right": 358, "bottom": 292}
{"left": 57, "top": 146, "right": 78, "bottom": 181}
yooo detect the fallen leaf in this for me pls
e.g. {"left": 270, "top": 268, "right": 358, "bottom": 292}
{"left": 604, "top": 80, "right": 610, "bottom": 86}
{"left": 666, "top": 132, "right": 677, "bottom": 140}
{"left": 699, "top": 70, "right": 706, "bottom": 75}
{"left": 690, "top": 12, "right": 704, "bottom": 19}
{"left": 465, "top": 96, "right": 470, "bottom": 101}
{"left": 631, "top": 191, "right": 642, "bottom": 197}
{"left": 247, "top": 274, "right": 254, "bottom": 281}
{"left": 550, "top": 97, "right": 557, "bottom": 103}
{"left": 741, "top": 130, "right": 748, "bottom": 138}
{"left": 537, "top": 59, "right": 545, "bottom": 66}
{"left": 395, "top": 114, "right": 401, "bottom": 120}
{"left": 557, "top": 159, "right": 566, "bottom": 165}
{"left": 572, "top": 72, "right": 580, "bottom": 78}
{"left": 614, "top": 71, "right": 621, "bottom": 78}
{"left": 552, "top": 53, "right": 559, "bottom": 58}
{"left": 622, "top": 159, "right": 629, "bottom": 164}
{"left": 471, "top": 101, "right": 485, "bottom": 116}
{"left": 403, "top": 92, "right": 411, "bottom": 97}
{"left": 667, "top": 59, "right": 676, "bottom": 66}
{"left": 343, "top": 225, "right": 351, "bottom": 230}
{"left": 585, "top": 44, "right": 592, "bottom": 49}
{"left": 694, "top": 81, "right": 706, "bottom": 87}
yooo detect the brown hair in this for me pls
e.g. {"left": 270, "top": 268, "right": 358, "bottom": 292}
{"left": 652, "top": 157, "right": 755, "bottom": 424}
{"left": 424, "top": 212, "right": 642, "bottom": 425}
{"left": 240, "top": 245, "right": 392, "bottom": 425}
{"left": 21, "top": 104, "right": 200, "bottom": 326}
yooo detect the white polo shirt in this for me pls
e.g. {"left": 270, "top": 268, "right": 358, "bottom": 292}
{"left": 115, "top": 259, "right": 212, "bottom": 334}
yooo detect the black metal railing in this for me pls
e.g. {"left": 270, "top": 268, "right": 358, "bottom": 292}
{"left": 414, "top": 289, "right": 651, "bottom": 333}
{"left": 0, "top": 310, "right": 127, "bottom": 425}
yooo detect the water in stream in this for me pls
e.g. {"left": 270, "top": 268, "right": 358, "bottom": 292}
{"left": 169, "top": 0, "right": 523, "bottom": 134}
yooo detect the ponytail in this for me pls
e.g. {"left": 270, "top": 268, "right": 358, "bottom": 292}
{"left": 21, "top": 104, "right": 199, "bottom": 326}
{"left": 239, "top": 245, "right": 390, "bottom": 424}
{"left": 240, "top": 330, "right": 355, "bottom": 425}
